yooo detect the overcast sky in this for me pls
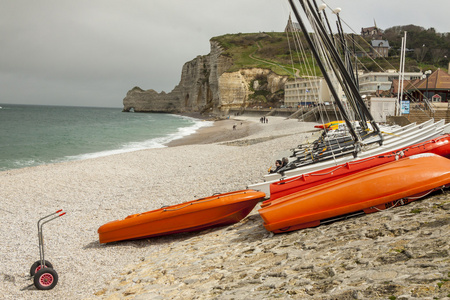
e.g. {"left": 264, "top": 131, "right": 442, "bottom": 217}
{"left": 1, "top": 0, "right": 448, "bottom": 108}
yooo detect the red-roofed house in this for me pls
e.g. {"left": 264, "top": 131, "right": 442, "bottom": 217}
{"left": 407, "top": 69, "right": 450, "bottom": 102}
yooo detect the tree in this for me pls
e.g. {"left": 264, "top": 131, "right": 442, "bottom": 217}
{"left": 431, "top": 48, "right": 448, "bottom": 65}
{"left": 414, "top": 45, "right": 428, "bottom": 62}
{"left": 383, "top": 25, "right": 450, "bottom": 68}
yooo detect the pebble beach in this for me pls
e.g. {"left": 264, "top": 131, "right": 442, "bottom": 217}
{"left": 1, "top": 116, "right": 449, "bottom": 299}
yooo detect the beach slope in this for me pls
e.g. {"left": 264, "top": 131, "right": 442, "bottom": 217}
{"left": 1, "top": 116, "right": 448, "bottom": 299}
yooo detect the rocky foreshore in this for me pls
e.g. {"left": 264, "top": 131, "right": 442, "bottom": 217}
{"left": 93, "top": 192, "right": 450, "bottom": 300}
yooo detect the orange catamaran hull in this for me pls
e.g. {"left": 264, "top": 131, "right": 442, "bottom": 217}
{"left": 98, "top": 189, "right": 265, "bottom": 243}
{"left": 265, "top": 134, "right": 450, "bottom": 203}
{"left": 259, "top": 154, "right": 450, "bottom": 234}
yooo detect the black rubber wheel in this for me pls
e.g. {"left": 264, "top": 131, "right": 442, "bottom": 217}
{"left": 34, "top": 268, "right": 58, "bottom": 290}
{"left": 30, "top": 260, "right": 53, "bottom": 277}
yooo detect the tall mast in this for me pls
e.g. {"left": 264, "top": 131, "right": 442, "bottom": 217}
{"left": 288, "top": 0, "right": 361, "bottom": 143}
{"left": 398, "top": 31, "right": 407, "bottom": 116}
{"left": 303, "top": 0, "right": 381, "bottom": 136}
{"left": 291, "top": 0, "right": 384, "bottom": 145}
{"left": 334, "top": 9, "right": 368, "bottom": 128}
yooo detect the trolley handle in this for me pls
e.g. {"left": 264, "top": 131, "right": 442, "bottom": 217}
{"left": 37, "top": 210, "right": 66, "bottom": 231}
{"left": 38, "top": 209, "right": 63, "bottom": 222}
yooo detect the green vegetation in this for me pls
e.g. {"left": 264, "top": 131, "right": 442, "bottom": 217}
{"left": 359, "top": 25, "right": 449, "bottom": 72}
{"left": 211, "top": 32, "right": 321, "bottom": 78}
{"left": 210, "top": 26, "right": 449, "bottom": 77}
{"left": 384, "top": 25, "right": 450, "bottom": 68}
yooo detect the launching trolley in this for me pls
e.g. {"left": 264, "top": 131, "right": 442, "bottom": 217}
{"left": 29, "top": 209, "right": 66, "bottom": 290}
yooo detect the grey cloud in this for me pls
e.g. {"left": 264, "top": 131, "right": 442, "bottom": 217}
{"left": 1, "top": 0, "right": 447, "bottom": 107}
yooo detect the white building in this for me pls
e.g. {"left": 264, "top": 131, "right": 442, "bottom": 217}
{"left": 284, "top": 77, "right": 335, "bottom": 107}
{"left": 284, "top": 70, "right": 422, "bottom": 107}
{"left": 358, "top": 70, "right": 422, "bottom": 97}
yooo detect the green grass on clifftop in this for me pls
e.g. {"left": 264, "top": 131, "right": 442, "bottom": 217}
{"left": 211, "top": 32, "right": 321, "bottom": 78}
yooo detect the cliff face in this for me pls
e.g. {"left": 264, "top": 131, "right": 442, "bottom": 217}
{"left": 122, "top": 87, "right": 180, "bottom": 113}
{"left": 123, "top": 41, "right": 289, "bottom": 114}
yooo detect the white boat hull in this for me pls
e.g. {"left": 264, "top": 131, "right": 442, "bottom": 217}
{"left": 249, "top": 119, "right": 450, "bottom": 197}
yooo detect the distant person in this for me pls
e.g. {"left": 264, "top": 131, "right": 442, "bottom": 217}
{"left": 269, "top": 160, "right": 283, "bottom": 173}
{"left": 282, "top": 157, "right": 289, "bottom": 167}
{"left": 233, "top": 124, "right": 237, "bottom": 130}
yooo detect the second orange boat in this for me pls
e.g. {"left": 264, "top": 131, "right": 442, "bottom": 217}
{"left": 259, "top": 154, "right": 450, "bottom": 233}
{"left": 265, "top": 134, "right": 450, "bottom": 203}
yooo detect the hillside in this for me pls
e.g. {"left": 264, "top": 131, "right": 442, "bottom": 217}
{"left": 384, "top": 25, "right": 450, "bottom": 70}
{"left": 123, "top": 28, "right": 448, "bottom": 114}
{"left": 210, "top": 29, "right": 449, "bottom": 76}
{"left": 211, "top": 32, "right": 320, "bottom": 78}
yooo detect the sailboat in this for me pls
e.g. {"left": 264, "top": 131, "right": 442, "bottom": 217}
{"left": 249, "top": 0, "right": 450, "bottom": 198}
{"left": 264, "top": 134, "right": 450, "bottom": 202}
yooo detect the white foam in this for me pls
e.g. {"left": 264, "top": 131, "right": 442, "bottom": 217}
{"left": 12, "top": 159, "right": 39, "bottom": 168}
{"left": 62, "top": 117, "right": 214, "bottom": 162}
{"left": 165, "top": 115, "right": 214, "bottom": 143}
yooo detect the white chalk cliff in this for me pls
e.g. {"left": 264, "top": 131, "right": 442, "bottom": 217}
{"left": 123, "top": 41, "right": 288, "bottom": 114}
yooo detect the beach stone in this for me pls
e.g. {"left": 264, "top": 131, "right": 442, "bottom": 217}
{"left": 134, "top": 293, "right": 165, "bottom": 300}
{"left": 91, "top": 191, "right": 450, "bottom": 299}
{"left": 367, "top": 270, "right": 398, "bottom": 281}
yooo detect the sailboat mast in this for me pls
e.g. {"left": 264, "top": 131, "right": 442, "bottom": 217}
{"left": 320, "top": 7, "right": 336, "bottom": 47}
{"left": 398, "top": 31, "right": 407, "bottom": 116}
{"left": 335, "top": 11, "right": 368, "bottom": 128}
{"left": 351, "top": 34, "right": 359, "bottom": 88}
{"left": 288, "top": 0, "right": 360, "bottom": 143}
{"left": 302, "top": 0, "right": 381, "bottom": 134}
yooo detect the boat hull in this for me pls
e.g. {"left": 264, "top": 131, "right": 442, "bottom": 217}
{"left": 258, "top": 154, "right": 450, "bottom": 233}
{"left": 264, "top": 119, "right": 447, "bottom": 183}
{"left": 250, "top": 121, "right": 450, "bottom": 197}
{"left": 265, "top": 134, "right": 450, "bottom": 202}
{"left": 98, "top": 190, "right": 265, "bottom": 243}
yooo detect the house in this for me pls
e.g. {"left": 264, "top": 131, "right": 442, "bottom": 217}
{"left": 371, "top": 40, "right": 390, "bottom": 58}
{"left": 406, "top": 69, "right": 450, "bottom": 102}
{"left": 361, "top": 26, "right": 383, "bottom": 39}
{"left": 285, "top": 15, "right": 301, "bottom": 32}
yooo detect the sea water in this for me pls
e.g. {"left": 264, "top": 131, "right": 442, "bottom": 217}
{"left": 0, "top": 104, "right": 213, "bottom": 172}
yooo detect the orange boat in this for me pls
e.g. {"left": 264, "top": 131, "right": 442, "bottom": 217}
{"left": 98, "top": 189, "right": 265, "bottom": 243}
{"left": 259, "top": 154, "right": 450, "bottom": 233}
{"left": 265, "top": 134, "right": 450, "bottom": 203}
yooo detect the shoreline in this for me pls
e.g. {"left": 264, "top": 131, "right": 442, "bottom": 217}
{"left": 167, "top": 118, "right": 259, "bottom": 147}
{"left": 0, "top": 112, "right": 255, "bottom": 173}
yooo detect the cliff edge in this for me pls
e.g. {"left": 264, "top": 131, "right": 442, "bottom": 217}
{"left": 123, "top": 39, "right": 289, "bottom": 115}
